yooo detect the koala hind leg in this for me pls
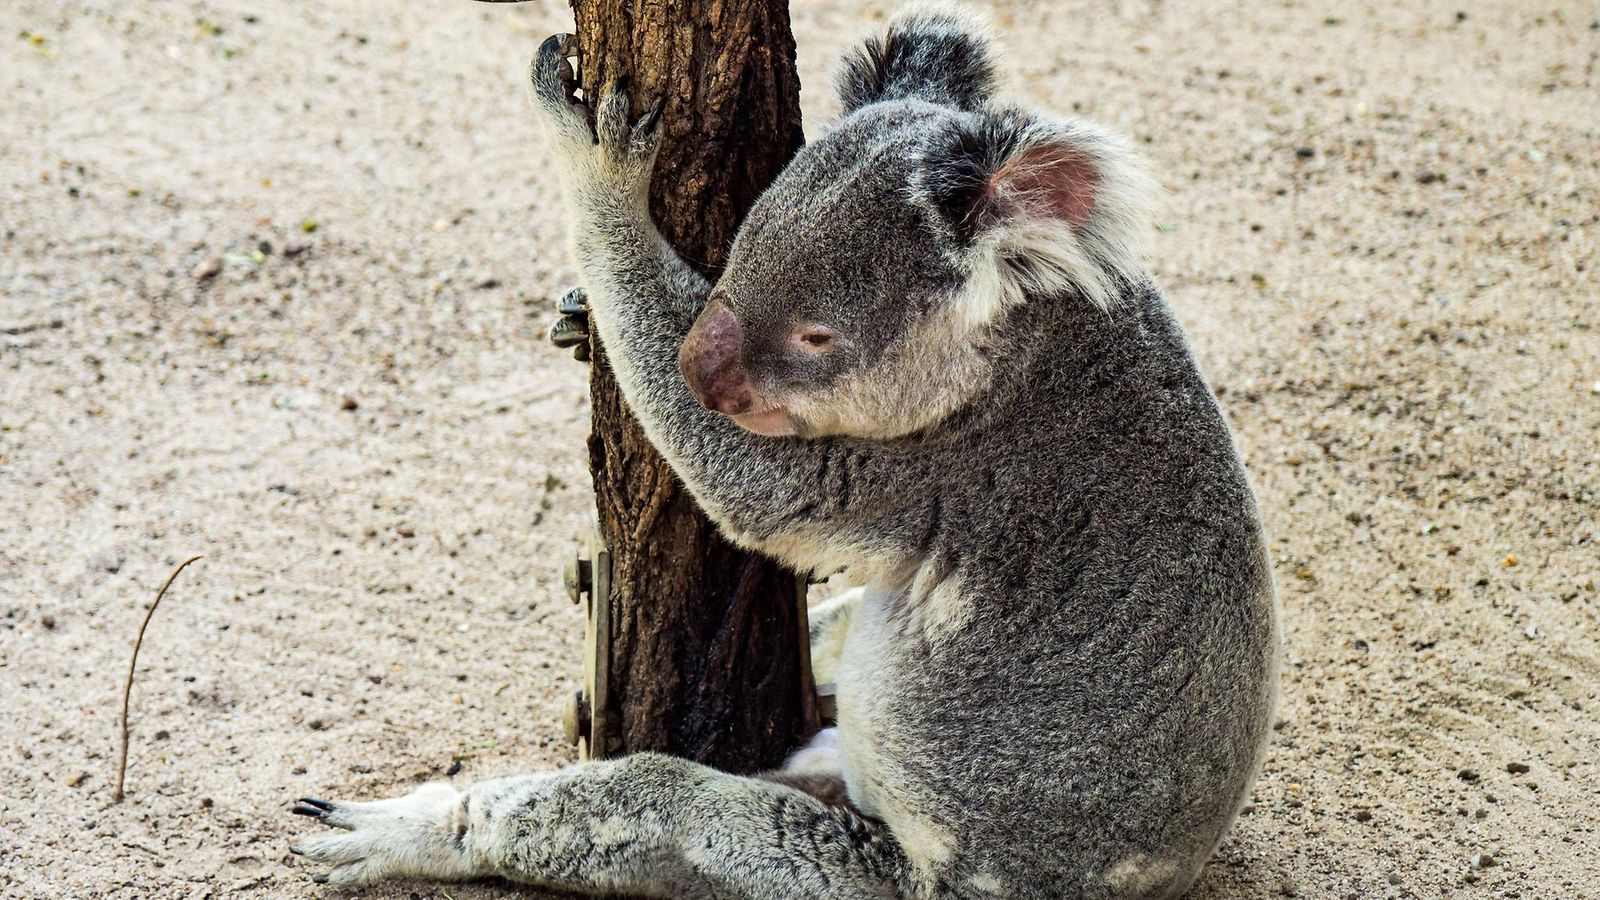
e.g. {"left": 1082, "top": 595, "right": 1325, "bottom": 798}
{"left": 293, "top": 752, "right": 908, "bottom": 898}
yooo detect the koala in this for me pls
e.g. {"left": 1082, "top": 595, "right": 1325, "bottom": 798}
{"left": 291, "top": 7, "right": 1279, "bottom": 899}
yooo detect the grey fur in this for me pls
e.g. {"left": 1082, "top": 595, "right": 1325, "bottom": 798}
{"left": 838, "top": 5, "right": 999, "bottom": 114}
{"left": 291, "top": 10, "right": 1278, "bottom": 899}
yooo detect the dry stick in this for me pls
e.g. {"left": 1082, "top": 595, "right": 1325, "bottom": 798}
{"left": 114, "top": 555, "right": 203, "bottom": 803}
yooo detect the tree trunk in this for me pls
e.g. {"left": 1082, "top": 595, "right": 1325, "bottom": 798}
{"left": 571, "top": 0, "right": 814, "bottom": 773}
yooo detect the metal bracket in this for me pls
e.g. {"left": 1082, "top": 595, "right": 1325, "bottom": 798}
{"left": 561, "top": 522, "right": 614, "bottom": 760}
{"left": 560, "top": 523, "right": 831, "bottom": 757}
{"left": 815, "top": 682, "right": 837, "bottom": 726}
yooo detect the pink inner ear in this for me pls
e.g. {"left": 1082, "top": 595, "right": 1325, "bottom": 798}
{"left": 990, "top": 143, "right": 1098, "bottom": 228}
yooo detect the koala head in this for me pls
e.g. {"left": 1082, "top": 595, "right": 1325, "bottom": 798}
{"left": 679, "top": 5, "right": 1155, "bottom": 441}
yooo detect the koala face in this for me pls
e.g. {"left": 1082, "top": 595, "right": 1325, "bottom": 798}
{"left": 680, "top": 104, "right": 979, "bottom": 440}
{"left": 679, "top": 17, "right": 1154, "bottom": 441}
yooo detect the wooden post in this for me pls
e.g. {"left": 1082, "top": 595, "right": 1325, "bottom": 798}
{"left": 565, "top": 0, "right": 814, "bottom": 773}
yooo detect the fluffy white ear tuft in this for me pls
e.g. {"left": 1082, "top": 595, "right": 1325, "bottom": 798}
{"left": 919, "top": 115, "right": 1160, "bottom": 329}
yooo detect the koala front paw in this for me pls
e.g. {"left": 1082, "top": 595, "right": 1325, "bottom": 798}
{"left": 289, "top": 784, "right": 475, "bottom": 885}
{"left": 530, "top": 33, "right": 664, "bottom": 195}
{"left": 548, "top": 285, "right": 591, "bottom": 362}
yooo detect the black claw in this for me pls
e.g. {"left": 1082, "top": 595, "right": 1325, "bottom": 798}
{"left": 537, "top": 33, "right": 582, "bottom": 105}
{"left": 289, "top": 844, "right": 305, "bottom": 856}
{"left": 549, "top": 316, "right": 588, "bottom": 350}
{"left": 551, "top": 287, "right": 590, "bottom": 355}
{"left": 539, "top": 33, "right": 574, "bottom": 60}
{"left": 557, "top": 286, "right": 589, "bottom": 317}
{"left": 312, "top": 874, "right": 330, "bottom": 884}
{"left": 292, "top": 798, "right": 334, "bottom": 818}
{"left": 639, "top": 98, "right": 665, "bottom": 134}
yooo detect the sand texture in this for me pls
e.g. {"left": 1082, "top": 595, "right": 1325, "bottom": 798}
{"left": 1, "top": 0, "right": 1596, "bottom": 897}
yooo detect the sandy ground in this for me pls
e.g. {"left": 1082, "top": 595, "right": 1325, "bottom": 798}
{"left": 1, "top": 0, "right": 1597, "bottom": 897}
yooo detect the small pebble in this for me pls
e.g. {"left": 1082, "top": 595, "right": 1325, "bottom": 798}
{"left": 192, "top": 256, "right": 223, "bottom": 280}
{"left": 1506, "top": 761, "right": 1530, "bottom": 774}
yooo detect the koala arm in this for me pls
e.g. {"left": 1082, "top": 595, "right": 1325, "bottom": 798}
{"left": 532, "top": 36, "right": 918, "bottom": 563}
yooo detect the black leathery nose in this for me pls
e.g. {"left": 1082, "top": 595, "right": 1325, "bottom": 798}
{"left": 680, "top": 299, "right": 753, "bottom": 414}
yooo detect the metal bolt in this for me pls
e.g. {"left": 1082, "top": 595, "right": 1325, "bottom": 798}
{"left": 564, "top": 552, "right": 592, "bottom": 605}
{"left": 563, "top": 690, "right": 590, "bottom": 745}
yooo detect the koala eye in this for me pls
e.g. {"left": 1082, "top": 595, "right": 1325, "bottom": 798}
{"left": 790, "top": 326, "right": 839, "bottom": 354}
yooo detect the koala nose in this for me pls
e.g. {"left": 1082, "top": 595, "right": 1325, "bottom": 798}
{"left": 680, "top": 298, "right": 755, "bottom": 416}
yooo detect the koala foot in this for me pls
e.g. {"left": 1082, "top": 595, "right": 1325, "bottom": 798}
{"left": 548, "top": 285, "right": 591, "bottom": 361}
{"left": 783, "top": 726, "right": 844, "bottom": 777}
{"left": 530, "top": 33, "right": 664, "bottom": 193}
{"left": 289, "top": 784, "right": 476, "bottom": 885}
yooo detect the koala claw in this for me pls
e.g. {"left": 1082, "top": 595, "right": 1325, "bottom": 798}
{"left": 640, "top": 97, "right": 665, "bottom": 135}
{"left": 549, "top": 285, "right": 591, "bottom": 361}
{"left": 290, "top": 797, "right": 336, "bottom": 820}
{"left": 557, "top": 284, "right": 590, "bottom": 318}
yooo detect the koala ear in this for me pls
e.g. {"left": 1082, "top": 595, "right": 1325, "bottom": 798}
{"left": 919, "top": 113, "right": 1159, "bottom": 323}
{"left": 837, "top": 4, "right": 1000, "bottom": 114}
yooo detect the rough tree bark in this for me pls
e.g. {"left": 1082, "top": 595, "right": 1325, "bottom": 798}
{"left": 569, "top": 0, "right": 814, "bottom": 773}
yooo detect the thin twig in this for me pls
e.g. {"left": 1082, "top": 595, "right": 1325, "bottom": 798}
{"left": 114, "top": 555, "right": 203, "bottom": 803}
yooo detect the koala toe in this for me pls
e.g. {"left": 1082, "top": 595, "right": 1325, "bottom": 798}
{"left": 291, "top": 831, "right": 362, "bottom": 865}
{"left": 529, "top": 33, "right": 594, "bottom": 143}
{"left": 548, "top": 312, "right": 589, "bottom": 351}
{"left": 595, "top": 80, "right": 636, "bottom": 152}
{"left": 323, "top": 858, "right": 386, "bottom": 886}
{"left": 557, "top": 285, "right": 590, "bottom": 316}
{"left": 289, "top": 784, "right": 475, "bottom": 884}
{"left": 589, "top": 80, "right": 662, "bottom": 181}
{"left": 530, "top": 34, "right": 570, "bottom": 100}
